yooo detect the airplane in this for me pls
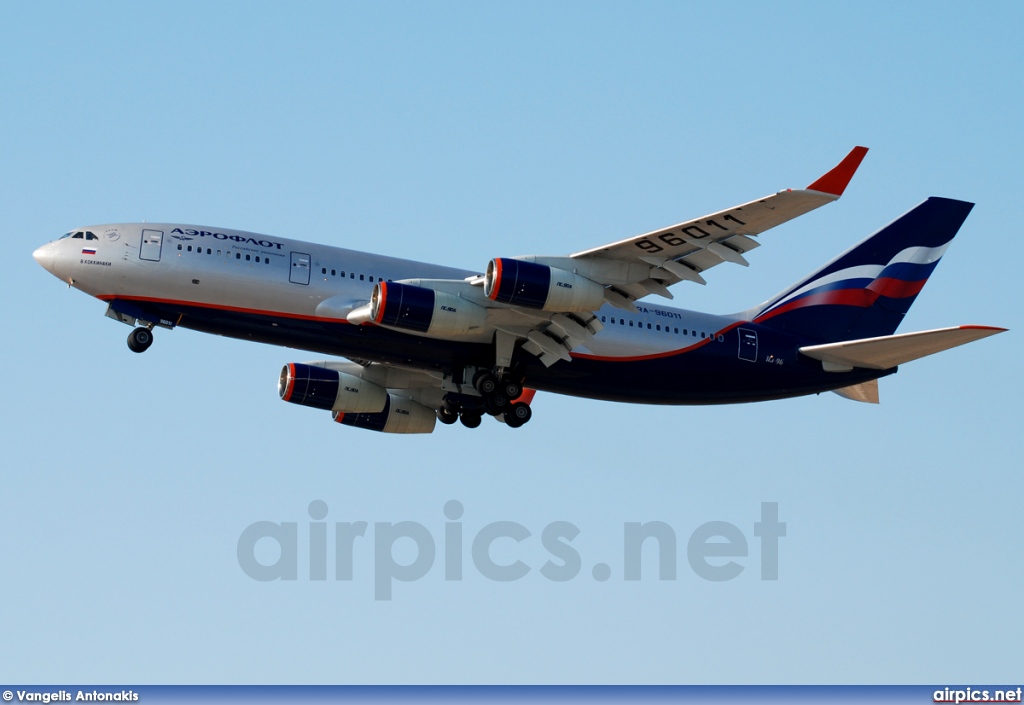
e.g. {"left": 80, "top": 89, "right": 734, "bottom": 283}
{"left": 32, "top": 147, "right": 1005, "bottom": 434}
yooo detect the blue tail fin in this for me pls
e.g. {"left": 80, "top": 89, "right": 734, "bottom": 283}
{"left": 749, "top": 197, "right": 974, "bottom": 343}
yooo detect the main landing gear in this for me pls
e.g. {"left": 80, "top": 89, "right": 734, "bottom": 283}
{"left": 503, "top": 401, "right": 532, "bottom": 429}
{"left": 472, "top": 370, "right": 531, "bottom": 427}
{"left": 436, "top": 398, "right": 485, "bottom": 429}
{"left": 127, "top": 327, "right": 154, "bottom": 353}
{"left": 434, "top": 370, "right": 532, "bottom": 430}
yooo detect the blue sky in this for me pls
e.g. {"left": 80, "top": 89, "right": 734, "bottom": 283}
{"left": 2, "top": 1, "right": 1021, "bottom": 684}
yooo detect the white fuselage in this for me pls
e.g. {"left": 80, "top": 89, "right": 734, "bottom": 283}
{"left": 34, "top": 222, "right": 737, "bottom": 361}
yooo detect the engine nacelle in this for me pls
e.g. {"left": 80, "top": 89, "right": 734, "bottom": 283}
{"left": 279, "top": 363, "right": 388, "bottom": 413}
{"left": 484, "top": 258, "right": 606, "bottom": 312}
{"left": 370, "top": 281, "right": 487, "bottom": 337}
{"left": 332, "top": 394, "right": 436, "bottom": 434}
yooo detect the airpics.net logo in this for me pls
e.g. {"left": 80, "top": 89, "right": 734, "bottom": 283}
{"left": 236, "top": 501, "right": 786, "bottom": 600}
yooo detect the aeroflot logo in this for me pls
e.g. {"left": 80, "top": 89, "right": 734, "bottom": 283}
{"left": 171, "top": 228, "right": 285, "bottom": 249}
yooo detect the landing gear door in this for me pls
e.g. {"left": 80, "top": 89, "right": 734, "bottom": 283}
{"left": 140, "top": 229, "right": 163, "bottom": 262}
{"left": 289, "top": 252, "right": 311, "bottom": 285}
{"left": 738, "top": 328, "right": 758, "bottom": 362}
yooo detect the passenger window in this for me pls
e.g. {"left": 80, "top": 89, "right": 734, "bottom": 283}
{"left": 629, "top": 321, "right": 633, "bottom": 327}
{"left": 331, "top": 269, "right": 336, "bottom": 276}
{"left": 187, "top": 245, "right": 193, "bottom": 252}
{"left": 359, "top": 274, "right": 364, "bottom": 281}
{"left": 322, "top": 267, "right": 327, "bottom": 274}
{"left": 177, "top": 244, "right": 182, "bottom": 251}
{"left": 701, "top": 332, "right": 705, "bottom": 339}
{"left": 236, "top": 253, "right": 241, "bottom": 259}
{"left": 656, "top": 325, "right": 661, "bottom": 331}
{"left": 647, "top": 323, "right": 651, "bottom": 329}
{"left": 674, "top": 328, "right": 679, "bottom": 334}
{"left": 350, "top": 273, "right": 355, "bottom": 279}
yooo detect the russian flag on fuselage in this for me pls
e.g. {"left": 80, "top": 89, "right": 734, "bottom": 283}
{"left": 752, "top": 197, "right": 973, "bottom": 343}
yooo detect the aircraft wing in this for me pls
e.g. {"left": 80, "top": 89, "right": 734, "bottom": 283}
{"left": 568, "top": 146, "right": 869, "bottom": 305}
{"left": 354, "top": 147, "right": 870, "bottom": 367}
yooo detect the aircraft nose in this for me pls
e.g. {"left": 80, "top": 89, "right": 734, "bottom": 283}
{"left": 33, "top": 243, "right": 57, "bottom": 275}
{"left": 33, "top": 244, "right": 52, "bottom": 266}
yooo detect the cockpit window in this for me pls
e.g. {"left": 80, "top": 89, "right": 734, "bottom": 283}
{"left": 72, "top": 232, "right": 84, "bottom": 239}
{"left": 59, "top": 232, "right": 72, "bottom": 240}
{"left": 85, "top": 231, "right": 98, "bottom": 240}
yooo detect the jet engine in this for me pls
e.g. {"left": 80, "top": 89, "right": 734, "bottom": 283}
{"left": 484, "top": 258, "right": 605, "bottom": 312}
{"left": 332, "top": 394, "right": 436, "bottom": 434}
{"left": 349, "top": 281, "right": 488, "bottom": 337}
{"left": 279, "top": 362, "right": 388, "bottom": 413}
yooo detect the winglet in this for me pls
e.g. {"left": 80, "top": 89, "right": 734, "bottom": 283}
{"left": 806, "top": 146, "right": 869, "bottom": 197}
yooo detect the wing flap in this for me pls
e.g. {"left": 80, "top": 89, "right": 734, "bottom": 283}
{"left": 800, "top": 326, "right": 1006, "bottom": 371}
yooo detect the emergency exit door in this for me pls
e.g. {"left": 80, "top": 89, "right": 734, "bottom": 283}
{"left": 289, "top": 251, "right": 311, "bottom": 285}
{"left": 738, "top": 328, "right": 758, "bottom": 362}
{"left": 140, "top": 229, "right": 163, "bottom": 262}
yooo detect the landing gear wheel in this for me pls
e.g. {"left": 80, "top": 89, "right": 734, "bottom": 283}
{"left": 473, "top": 371, "right": 498, "bottom": 396}
{"left": 437, "top": 407, "right": 459, "bottom": 425}
{"left": 460, "top": 412, "right": 482, "bottom": 429}
{"left": 500, "top": 378, "right": 522, "bottom": 400}
{"left": 127, "top": 327, "right": 153, "bottom": 353}
{"left": 504, "top": 402, "right": 532, "bottom": 428}
{"left": 482, "top": 392, "right": 509, "bottom": 416}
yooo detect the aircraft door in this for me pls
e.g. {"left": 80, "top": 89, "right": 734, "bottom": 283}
{"left": 738, "top": 328, "right": 758, "bottom": 362}
{"left": 140, "top": 229, "right": 164, "bottom": 262}
{"left": 289, "top": 251, "right": 311, "bottom": 285}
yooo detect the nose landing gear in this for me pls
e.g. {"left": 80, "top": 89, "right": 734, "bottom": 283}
{"left": 127, "top": 327, "right": 154, "bottom": 353}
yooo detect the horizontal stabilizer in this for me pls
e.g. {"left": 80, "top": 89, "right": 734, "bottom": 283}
{"left": 832, "top": 380, "right": 879, "bottom": 404}
{"left": 801, "top": 325, "right": 1006, "bottom": 371}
